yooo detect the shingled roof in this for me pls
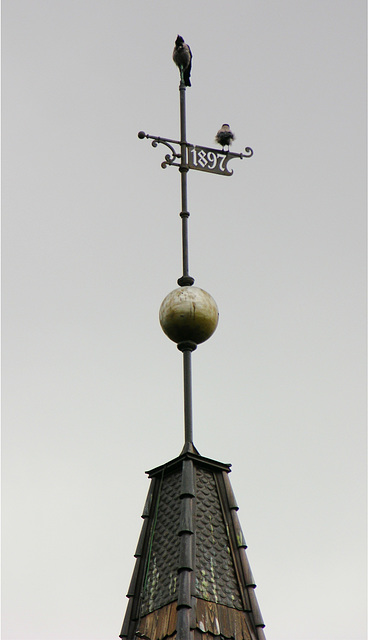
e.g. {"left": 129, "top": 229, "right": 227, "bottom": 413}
{"left": 120, "top": 449, "right": 266, "bottom": 640}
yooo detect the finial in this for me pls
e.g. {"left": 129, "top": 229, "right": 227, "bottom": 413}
{"left": 137, "top": 40, "right": 253, "bottom": 453}
{"left": 159, "top": 287, "right": 219, "bottom": 346}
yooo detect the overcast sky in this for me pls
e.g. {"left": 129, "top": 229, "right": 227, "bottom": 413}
{"left": 2, "top": 2, "right": 367, "bottom": 639}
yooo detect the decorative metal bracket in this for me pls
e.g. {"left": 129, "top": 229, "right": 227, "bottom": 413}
{"left": 138, "top": 131, "right": 253, "bottom": 176}
{"left": 138, "top": 131, "right": 181, "bottom": 168}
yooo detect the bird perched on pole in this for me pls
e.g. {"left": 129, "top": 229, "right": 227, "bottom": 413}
{"left": 173, "top": 35, "right": 192, "bottom": 86}
{"left": 215, "top": 124, "right": 235, "bottom": 150}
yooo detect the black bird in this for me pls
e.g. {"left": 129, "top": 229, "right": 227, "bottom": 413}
{"left": 173, "top": 35, "right": 192, "bottom": 86}
{"left": 215, "top": 124, "right": 235, "bottom": 150}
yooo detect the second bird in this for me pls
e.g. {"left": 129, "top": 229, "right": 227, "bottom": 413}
{"left": 215, "top": 124, "right": 235, "bottom": 150}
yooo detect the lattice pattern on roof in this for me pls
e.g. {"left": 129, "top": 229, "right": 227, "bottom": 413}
{"left": 195, "top": 467, "right": 243, "bottom": 608}
{"left": 140, "top": 469, "right": 181, "bottom": 615}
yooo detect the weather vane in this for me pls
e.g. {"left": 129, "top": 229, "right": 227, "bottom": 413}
{"left": 138, "top": 35, "right": 254, "bottom": 454}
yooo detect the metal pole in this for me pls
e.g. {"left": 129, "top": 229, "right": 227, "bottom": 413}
{"left": 176, "top": 81, "right": 196, "bottom": 452}
{"left": 177, "top": 341, "right": 197, "bottom": 452}
{"left": 178, "top": 82, "right": 194, "bottom": 288}
{"left": 183, "top": 348, "right": 193, "bottom": 444}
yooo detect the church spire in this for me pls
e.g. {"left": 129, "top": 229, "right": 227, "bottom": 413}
{"left": 120, "top": 37, "right": 264, "bottom": 640}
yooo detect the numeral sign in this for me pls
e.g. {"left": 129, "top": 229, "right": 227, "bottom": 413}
{"left": 188, "top": 145, "right": 235, "bottom": 176}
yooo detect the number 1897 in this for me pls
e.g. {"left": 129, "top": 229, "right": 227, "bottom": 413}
{"left": 189, "top": 147, "right": 227, "bottom": 173}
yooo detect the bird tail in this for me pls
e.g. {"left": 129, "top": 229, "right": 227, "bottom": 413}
{"left": 184, "top": 69, "right": 191, "bottom": 87}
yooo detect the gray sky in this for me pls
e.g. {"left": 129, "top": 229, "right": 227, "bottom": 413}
{"left": 2, "top": 1, "right": 367, "bottom": 639}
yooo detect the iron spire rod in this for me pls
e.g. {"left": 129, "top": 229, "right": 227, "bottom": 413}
{"left": 177, "top": 81, "right": 196, "bottom": 453}
{"left": 177, "top": 82, "right": 194, "bottom": 288}
{"left": 182, "top": 347, "right": 194, "bottom": 445}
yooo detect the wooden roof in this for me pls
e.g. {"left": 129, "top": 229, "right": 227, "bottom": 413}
{"left": 120, "top": 450, "right": 266, "bottom": 640}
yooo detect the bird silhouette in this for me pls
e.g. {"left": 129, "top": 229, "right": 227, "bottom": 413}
{"left": 215, "top": 124, "right": 235, "bottom": 150}
{"left": 173, "top": 35, "right": 192, "bottom": 87}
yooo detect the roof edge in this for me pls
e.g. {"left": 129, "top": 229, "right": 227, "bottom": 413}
{"left": 146, "top": 451, "right": 231, "bottom": 478}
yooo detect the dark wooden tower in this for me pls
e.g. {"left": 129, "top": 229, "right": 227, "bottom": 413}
{"left": 119, "top": 450, "right": 266, "bottom": 640}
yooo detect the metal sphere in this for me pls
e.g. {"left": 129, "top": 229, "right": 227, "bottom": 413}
{"left": 159, "top": 286, "right": 219, "bottom": 345}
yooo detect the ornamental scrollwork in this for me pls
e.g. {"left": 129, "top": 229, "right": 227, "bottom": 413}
{"left": 138, "top": 131, "right": 253, "bottom": 176}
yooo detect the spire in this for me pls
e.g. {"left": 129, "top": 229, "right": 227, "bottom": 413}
{"left": 119, "top": 37, "right": 264, "bottom": 640}
{"left": 120, "top": 450, "right": 266, "bottom": 640}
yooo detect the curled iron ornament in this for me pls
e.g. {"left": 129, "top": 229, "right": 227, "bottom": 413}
{"left": 138, "top": 131, "right": 253, "bottom": 176}
{"left": 138, "top": 131, "right": 181, "bottom": 168}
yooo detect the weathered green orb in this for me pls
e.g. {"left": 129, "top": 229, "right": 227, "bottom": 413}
{"left": 159, "top": 286, "right": 219, "bottom": 345}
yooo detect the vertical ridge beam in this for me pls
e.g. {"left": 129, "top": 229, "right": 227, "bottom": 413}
{"left": 120, "top": 477, "right": 159, "bottom": 640}
{"left": 177, "top": 458, "right": 195, "bottom": 640}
